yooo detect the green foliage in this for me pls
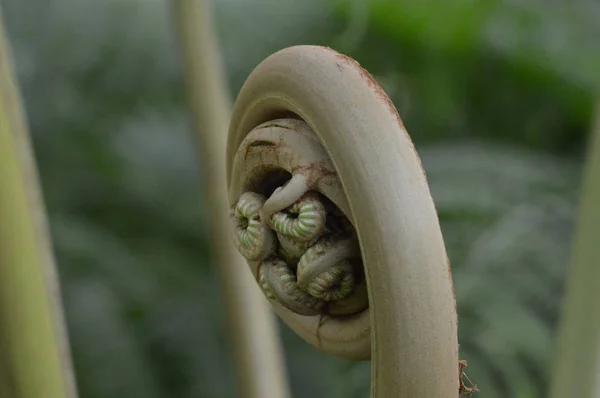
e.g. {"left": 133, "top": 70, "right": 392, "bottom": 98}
{"left": 427, "top": 142, "right": 579, "bottom": 398}
{"left": 334, "top": 0, "right": 599, "bottom": 152}
{"left": 1, "top": 0, "right": 593, "bottom": 397}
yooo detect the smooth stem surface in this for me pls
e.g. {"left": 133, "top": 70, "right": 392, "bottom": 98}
{"left": 0, "top": 9, "right": 77, "bottom": 398}
{"left": 549, "top": 103, "right": 600, "bottom": 398}
{"left": 170, "top": 2, "right": 291, "bottom": 398}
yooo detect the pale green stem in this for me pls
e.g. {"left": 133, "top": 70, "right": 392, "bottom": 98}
{"left": 549, "top": 103, "right": 600, "bottom": 398}
{"left": 0, "top": 8, "right": 78, "bottom": 398}
{"left": 170, "top": 1, "right": 291, "bottom": 398}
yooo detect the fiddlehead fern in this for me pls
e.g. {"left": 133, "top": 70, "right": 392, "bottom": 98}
{"left": 227, "top": 46, "right": 459, "bottom": 397}
{"left": 229, "top": 118, "right": 369, "bottom": 335}
{"left": 232, "top": 192, "right": 276, "bottom": 261}
{"left": 260, "top": 256, "right": 324, "bottom": 316}
{"left": 296, "top": 235, "right": 358, "bottom": 302}
{"left": 269, "top": 191, "right": 326, "bottom": 242}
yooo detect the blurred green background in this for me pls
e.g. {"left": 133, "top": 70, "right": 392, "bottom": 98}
{"left": 2, "top": 0, "right": 598, "bottom": 397}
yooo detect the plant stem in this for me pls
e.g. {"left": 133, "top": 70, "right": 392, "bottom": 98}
{"left": 0, "top": 8, "right": 78, "bottom": 398}
{"left": 170, "top": 1, "right": 291, "bottom": 398}
{"left": 549, "top": 103, "right": 600, "bottom": 398}
{"left": 227, "top": 45, "right": 459, "bottom": 397}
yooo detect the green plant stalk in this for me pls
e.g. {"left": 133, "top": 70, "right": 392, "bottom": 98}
{"left": 549, "top": 103, "right": 600, "bottom": 398}
{"left": 170, "top": 1, "right": 291, "bottom": 398}
{"left": 0, "top": 9, "right": 77, "bottom": 398}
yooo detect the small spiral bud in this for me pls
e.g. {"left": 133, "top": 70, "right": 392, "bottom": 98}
{"left": 308, "top": 260, "right": 355, "bottom": 301}
{"left": 327, "top": 264, "right": 369, "bottom": 315}
{"left": 297, "top": 236, "right": 360, "bottom": 302}
{"left": 269, "top": 192, "right": 326, "bottom": 242}
{"left": 232, "top": 192, "right": 276, "bottom": 261}
{"left": 276, "top": 234, "right": 315, "bottom": 265}
{"left": 262, "top": 257, "right": 324, "bottom": 316}
{"left": 258, "top": 265, "right": 276, "bottom": 301}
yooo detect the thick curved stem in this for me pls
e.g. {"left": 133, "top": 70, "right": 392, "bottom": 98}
{"left": 227, "top": 46, "right": 459, "bottom": 397}
{"left": 170, "top": 2, "right": 291, "bottom": 398}
{"left": 549, "top": 103, "right": 600, "bottom": 398}
{"left": 0, "top": 9, "right": 78, "bottom": 398}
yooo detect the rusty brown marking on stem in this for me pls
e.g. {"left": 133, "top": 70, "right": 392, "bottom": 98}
{"left": 325, "top": 48, "right": 405, "bottom": 131}
{"left": 320, "top": 47, "right": 429, "bottom": 185}
{"left": 292, "top": 161, "right": 337, "bottom": 187}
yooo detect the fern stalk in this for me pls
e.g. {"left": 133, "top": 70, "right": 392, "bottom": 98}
{"left": 549, "top": 103, "right": 600, "bottom": 398}
{"left": 0, "top": 8, "right": 77, "bottom": 398}
{"left": 170, "top": 1, "right": 291, "bottom": 398}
